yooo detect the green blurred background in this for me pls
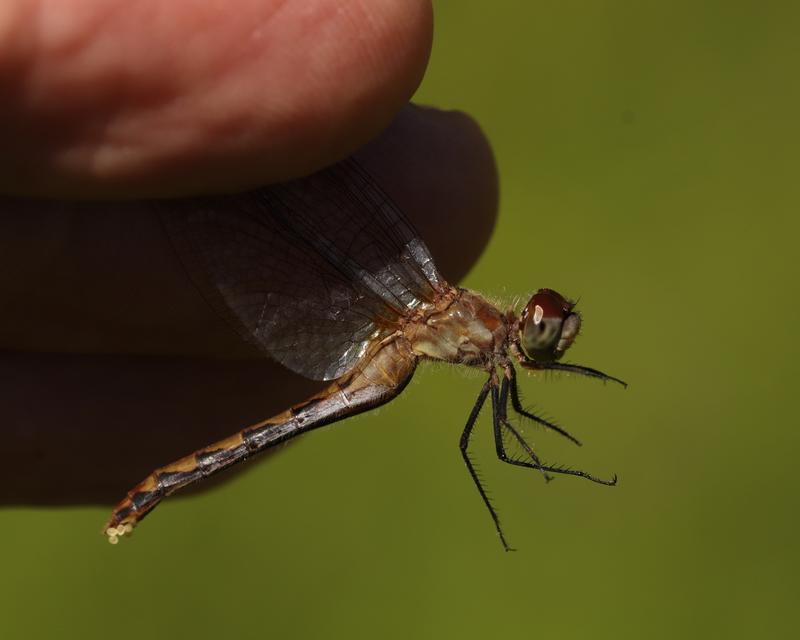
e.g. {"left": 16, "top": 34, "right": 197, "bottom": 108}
{"left": 3, "top": 1, "right": 798, "bottom": 638}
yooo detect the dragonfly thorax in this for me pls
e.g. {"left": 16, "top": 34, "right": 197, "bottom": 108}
{"left": 405, "top": 289, "right": 509, "bottom": 368}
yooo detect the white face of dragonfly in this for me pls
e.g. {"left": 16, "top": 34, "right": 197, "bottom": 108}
{"left": 519, "top": 288, "right": 581, "bottom": 361}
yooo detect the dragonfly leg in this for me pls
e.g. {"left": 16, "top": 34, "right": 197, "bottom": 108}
{"left": 499, "top": 423, "right": 617, "bottom": 485}
{"left": 496, "top": 367, "right": 617, "bottom": 486}
{"left": 506, "top": 365, "right": 582, "bottom": 446}
{"left": 105, "top": 340, "right": 417, "bottom": 543}
{"left": 517, "top": 356, "right": 627, "bottom": 388}
{"left": 459, "top": 376, "right": 515, "bottom": 552}
{"left": 495, "top": 374, "right": 553, "bottom": 483}
{"left": 501, "top": 424, "right": 618, "bottom": 486}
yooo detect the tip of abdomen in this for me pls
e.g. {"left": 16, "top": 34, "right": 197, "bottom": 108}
{"left": 103, "top": 485, "right": 161, "bottom": 544}
{"left": 103, "top": 503, "right": 137, "bottom": 544}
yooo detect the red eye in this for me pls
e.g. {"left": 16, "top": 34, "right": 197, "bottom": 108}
{"left": 520, "top": 289, "right": 578, "bottom": 361}
{"left": 529, "top": 289, "right": 571, "bottom": 321}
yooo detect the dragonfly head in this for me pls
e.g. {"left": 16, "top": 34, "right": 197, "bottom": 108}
{"left": 518, "top": 288, "right": 581, "bottom": 362}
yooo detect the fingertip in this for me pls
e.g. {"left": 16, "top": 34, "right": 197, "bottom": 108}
{"left": 213, "top": 0, "right": 434, "bottom": 188}
{"left": 237, "top": 0, "right": 435, "bottom": 188}
{"left": 0, "top": 0, "right": 434, "bottom": 197}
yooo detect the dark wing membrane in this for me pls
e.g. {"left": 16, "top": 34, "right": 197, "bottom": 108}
{"left": 161, "top": 158, "right": 446, "bottom": 381}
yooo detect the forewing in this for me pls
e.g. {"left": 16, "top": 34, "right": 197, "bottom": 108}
{"left": 266, "top": 158, "right": 445, "bottom": 311}
{"left": 161, "top": 158, "right": 446, "bottom": 381}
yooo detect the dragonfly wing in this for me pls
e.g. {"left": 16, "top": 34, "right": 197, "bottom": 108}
{"left": 265, "top": 158, "right": 445, "bottom": 312}
{"left": 161, "top": 159, "right": 447, "bottom": 381}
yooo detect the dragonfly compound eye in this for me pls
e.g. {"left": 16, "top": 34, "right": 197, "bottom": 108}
{"left": 520, "top": 288, "right": 581, "bottom": 361}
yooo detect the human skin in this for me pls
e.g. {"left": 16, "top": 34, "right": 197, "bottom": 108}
{"left": 0, "top": 0, "right": 433, "bottom": 197}
{"left": 0, "top": 1, "right": 498, "bottom": 506}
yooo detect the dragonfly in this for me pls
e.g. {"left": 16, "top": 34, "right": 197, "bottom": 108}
{"left": 104, "top": 158, "right": 625, "bottom": 550}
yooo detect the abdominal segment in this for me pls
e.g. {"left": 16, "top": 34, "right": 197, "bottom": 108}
{"left": 104, "top": 337, "right": 417, "bottom": 542}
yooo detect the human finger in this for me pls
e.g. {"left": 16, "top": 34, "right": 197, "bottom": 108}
{"left": 0, "top": 0, "right": 433, "bottom": 197}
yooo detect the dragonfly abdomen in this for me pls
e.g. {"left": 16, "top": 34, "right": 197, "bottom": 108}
{"left": 104, "top": 337, "right": 418, "bottom": 543}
